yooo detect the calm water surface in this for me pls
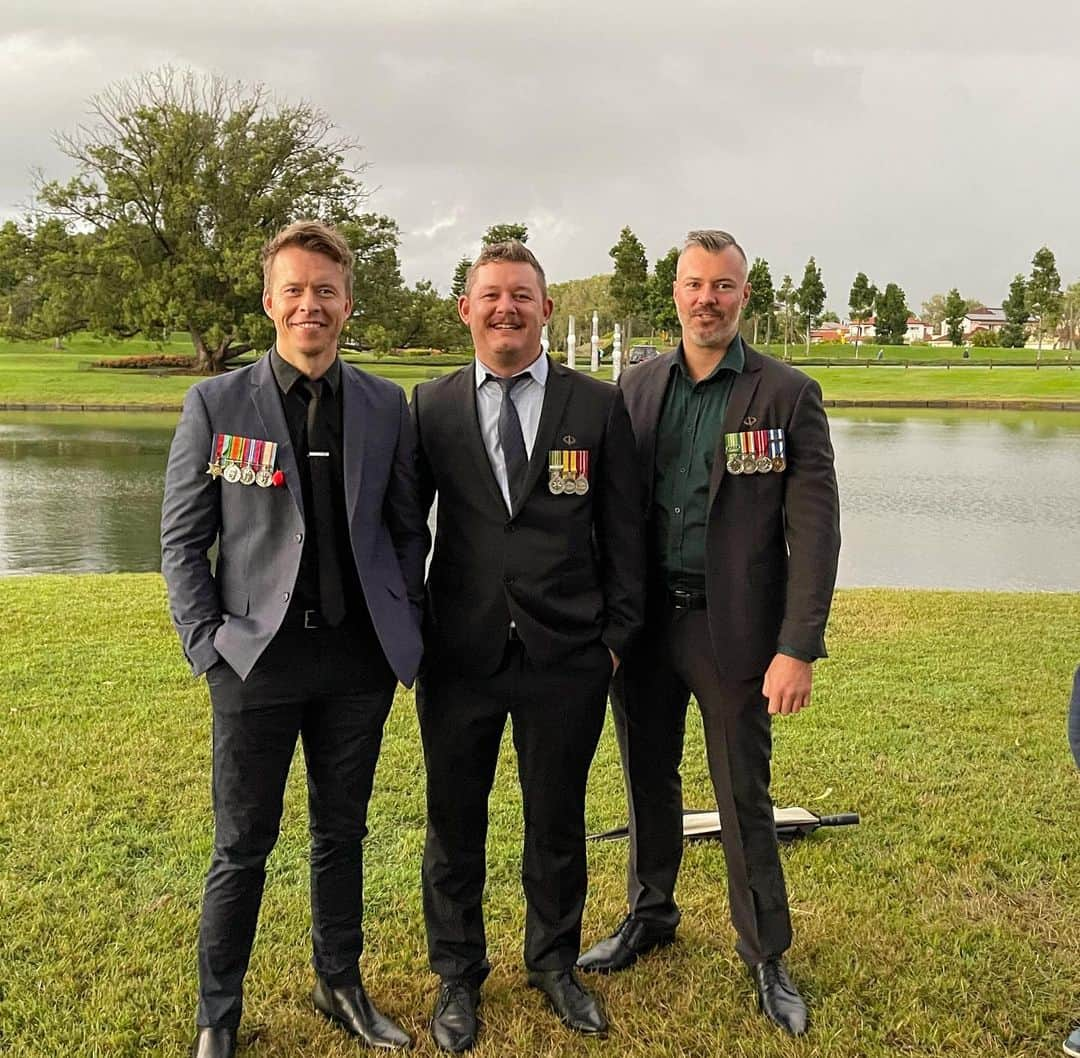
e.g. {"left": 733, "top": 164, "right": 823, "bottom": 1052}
{"left": 1, "top": 408, "right": 1078, "bottom": 589}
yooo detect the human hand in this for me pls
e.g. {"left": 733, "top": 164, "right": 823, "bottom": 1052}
{"left": 762, "top": 654, "right": 813, "bottom": 715}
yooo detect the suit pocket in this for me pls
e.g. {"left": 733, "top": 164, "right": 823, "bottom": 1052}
{"left": 220, "top": 584, "right": 250, "bottom": 616}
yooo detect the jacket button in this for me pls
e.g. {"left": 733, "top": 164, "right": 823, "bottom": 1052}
{"left": 282, "top": 592, "right": 290, "bottom": 602}
{"left": 295, "top": 533, "right": 303, "bottom": 543}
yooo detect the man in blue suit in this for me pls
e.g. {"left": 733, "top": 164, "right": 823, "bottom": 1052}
{"left": 161, "top": 221, "right": 427, "bottom": 1058}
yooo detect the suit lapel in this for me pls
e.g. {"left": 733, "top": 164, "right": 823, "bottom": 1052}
{"left": 634, "top": 357, "right": 673, "bottom": 508}
{"left": 249, "top": 352, "right": 304, "bottom": 519}
{"left": 454, "top": 365, "right": 507, "bottom": 512}
{"left": 340, "top": 363, "right": 368, "bottom": 520}
{"left": 707, "top": 347, "right": 763, "bottom": 506}
{"left": 517, "top": 359, "right": 572, "bottom": 517}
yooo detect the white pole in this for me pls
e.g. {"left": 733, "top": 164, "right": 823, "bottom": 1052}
{"left": 590, "top": 310, "right": 600, "bottom": 372}
{"left": 541, "top": 323, "right": 549, "bottom": 358}
{"left": 612, "top": 323, "right": 622, "bottom": 382}
{"left": 567, "top": 315, "right": 576, "bottom": 370}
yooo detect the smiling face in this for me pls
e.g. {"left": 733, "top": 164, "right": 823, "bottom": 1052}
{"left": 673, "top": 244, "right": 751, "bottom": 356}
{"left": 459, "top": 261, "right": 553, "bottom": 376}
{"left": 263, "top": 245, "right": 353, "bottom": 377}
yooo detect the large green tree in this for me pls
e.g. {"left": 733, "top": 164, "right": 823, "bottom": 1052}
{"left": 450, "top": 255, "right": 471, "bottom": 298}
{"left": 796, "top": 256, "right": 825, "bottom": 353}
{"left": 1027, "top": 245, "right": 1062, "bottom": 357}
{"left": 1060, "top": 281, "right": 1080, "bottom": 351}
{"left": 999, "top": 274, "right": 1029, "bottom": 348}
{"left": 874, "top": 283, "right": 910, "bottom": 345}
{"left": 482, "top": 223, "right": 528, "bottom": 245}
{"left": 745, "top": 257, "right": 774, "bottom": 345}
{"left": 944, "top": 288, "right": 967, "bottom": 346}
{"left": 648, "top": 246, "right": 680, "bottom": 336}
{"left": 609, "top": 226, "right": 649, "bottom": 340}
{"left": 848, "top": 271, "right": 876, "bottom": 355}
{"left": 34, "top": 67, "right": 371, "bottom": 373}
{"left": 547, "top": 274, "right": 615, "bottom": 352}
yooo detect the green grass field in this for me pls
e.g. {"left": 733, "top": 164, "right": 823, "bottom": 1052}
{"left": 1, "top": 576, "right": 1078, "bottom": 1057}
{"left": 1, "top": 336, "right": 1077, "bottom": 408}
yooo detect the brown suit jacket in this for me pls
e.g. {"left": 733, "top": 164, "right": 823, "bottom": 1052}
{"left": 618, "top": 343, "right": 840, "bottom": 679}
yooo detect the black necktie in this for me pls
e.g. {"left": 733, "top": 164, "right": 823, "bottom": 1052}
{"left": 488, "top": 373, "right": 529, "bottom": 508}
{"left": 302, "top": 378, "right": 346, "bottom": 626}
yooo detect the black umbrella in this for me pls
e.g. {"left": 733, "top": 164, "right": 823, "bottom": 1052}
{"left": 588, "top": 806, "right": 859, "bottom": 844}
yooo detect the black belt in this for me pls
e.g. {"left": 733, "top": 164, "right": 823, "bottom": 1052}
{"left": 282, "top": 607, "right": 334, "bottom": 630}
{"left": 669, "top": 589, "right": 707, "bottom": 611}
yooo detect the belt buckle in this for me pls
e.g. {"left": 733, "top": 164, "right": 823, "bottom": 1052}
{"left": 671, "top": 590, "right": 692, "bottom": 610}
{"left": 303, "top": 609, "right": 320, "bottom": 630}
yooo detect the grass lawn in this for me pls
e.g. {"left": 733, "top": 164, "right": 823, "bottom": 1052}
{"left": 1, "top": 337, "right": 1078, "bottom": 408}
{"left": 1, "top": 577, "right": 1078, "bottom": 1057}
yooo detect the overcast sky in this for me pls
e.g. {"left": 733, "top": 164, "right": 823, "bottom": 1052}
{"left": 3, "top": 0, "right": 1078, "bottom": 316}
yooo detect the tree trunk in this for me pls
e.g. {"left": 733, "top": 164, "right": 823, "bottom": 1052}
{"left": 752, "top": 316, "right": 759, "bottom": 344}
{"left": 805, "top": 318, "right": 811, "bottom": 355}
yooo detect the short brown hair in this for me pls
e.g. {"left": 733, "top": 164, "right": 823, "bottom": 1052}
{"left": 679, "top": 229, "right": 748, "bottom": 270}
{"left": 261, "top": 220, "right": 354, "bottom": 292}
{"left": 464, "top": 240, "right": 547, "bottom": 300}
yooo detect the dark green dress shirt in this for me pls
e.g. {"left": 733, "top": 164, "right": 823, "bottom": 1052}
{"left": 652, "top": 337, "right": 745, "bottom": 594}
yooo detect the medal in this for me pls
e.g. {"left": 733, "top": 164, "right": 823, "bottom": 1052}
{"left": 256, "top": 468, "right": 274, "bottom": 488}
{"left": 769, "top": 428, "right": 786, "bottom": 473}
{"left": 549, "top": 473, "right": 565, "bottom": 495}
{"left": 223, "top": 463, "right": 241, "bottom": 483}
{"left": 240, "top": 466, "right": 256, "bottom": 485}
{"left": 574, "top": 476, "right": 589, "bottom": 495}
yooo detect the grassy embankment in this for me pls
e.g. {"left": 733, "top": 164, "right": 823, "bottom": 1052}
{"left": 1, "top": 336, "right": 1077, "bottom": 407}
{"left": 2, "top": 576, "right": 1078, "bottom": 1057}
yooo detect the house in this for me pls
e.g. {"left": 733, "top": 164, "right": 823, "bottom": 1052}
{"left": 961, "top": 307, "right": 1006, "bottom": 337}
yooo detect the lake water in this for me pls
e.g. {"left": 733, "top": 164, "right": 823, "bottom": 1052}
{"left": 1, "top": 408, "right": 1078, "bottom": 590}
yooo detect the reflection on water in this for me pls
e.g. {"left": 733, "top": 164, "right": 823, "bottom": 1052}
{"left": 1, "top": 409, "right": 1078, "bottom": 589}
{"left": 829, "top": 410, "right": 1080, "bottom": 590}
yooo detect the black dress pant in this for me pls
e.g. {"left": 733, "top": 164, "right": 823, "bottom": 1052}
{"left": 417, "top": 639, "right": 612, "bottom": 984}
{"left": 611, "top": 605, "right": 792, "bottom": 966}
{"left": 196, "top": 619, "right": 395, "bottom": 1028}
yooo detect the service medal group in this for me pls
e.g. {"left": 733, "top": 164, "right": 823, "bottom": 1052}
{"left": 724, "top": 428, "right": 786, "bottom": 475}
{"left": 548, "top": 449, "right": 590, "bottom": 495}
{"left": 206, "top": 433, "right": 279, "bottom": 487}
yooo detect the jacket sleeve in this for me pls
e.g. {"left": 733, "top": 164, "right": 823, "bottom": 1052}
{"left": 382, "top": 386, "right": 431, "bottom": 623}
{"left": 596, "top": 386, "right": 647, "bottom": 657}
{"left": 778, "top": 376, "right": 841, "bottom": 658}
{"left": 160, "top": 384, "right": 224, "bottom": 676}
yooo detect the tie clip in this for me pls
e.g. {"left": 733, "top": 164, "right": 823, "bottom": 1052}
{"left": 308, "top": 451, "right": 330, "bottom": 458}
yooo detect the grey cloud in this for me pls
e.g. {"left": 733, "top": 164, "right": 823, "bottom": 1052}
{"left": 2, "top": 0, "right": 1079, "bottom": 313}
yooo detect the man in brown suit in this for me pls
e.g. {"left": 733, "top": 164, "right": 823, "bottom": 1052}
{"left": 578, "top": 230, "right": 841, "bottom": 1037}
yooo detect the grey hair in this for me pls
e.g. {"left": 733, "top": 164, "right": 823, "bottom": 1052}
{"left": 678, "top": 230, "right": 748, "bottom": 269}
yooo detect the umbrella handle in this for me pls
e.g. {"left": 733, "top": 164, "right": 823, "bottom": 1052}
{"left": 817, "top": 813, "right": 860, "bottom": 827}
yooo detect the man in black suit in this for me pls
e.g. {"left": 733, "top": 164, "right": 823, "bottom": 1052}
{"left": 161, "top": 221, "right": 427, "bottom": 1057}
{"left": 578, "top": 230, "right": 841, "bottom": 1037}
{"left": 411, "top": 240, "right": 645, "bottom": 1051}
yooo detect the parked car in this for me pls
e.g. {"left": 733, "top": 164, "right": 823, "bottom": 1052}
{"left": 627, "top": 344, "right": 659, "bottom": 365}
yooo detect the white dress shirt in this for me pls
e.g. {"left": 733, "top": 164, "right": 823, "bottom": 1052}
{"left": 474, "top": 352, "right": 548, "bottom": 514}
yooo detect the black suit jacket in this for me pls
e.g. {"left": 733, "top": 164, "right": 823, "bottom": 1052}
{"left": 412, "top": 358, "right": 646, "bottom": 677}
{"left": 619, "top": 344, "right": 840, "bottom": 679}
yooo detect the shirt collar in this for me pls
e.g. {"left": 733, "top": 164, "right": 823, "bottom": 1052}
{"left": 671, "top": 334, "right": 745, "bottom": 383}
{"left": 270, "top": 345, "right": 342, "bottom": 396}
{"left": 474, "top": 350, "right": 549, "bottom": 390}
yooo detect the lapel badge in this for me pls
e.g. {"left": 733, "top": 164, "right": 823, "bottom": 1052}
{"left": 743, "top": 416, "right": 758, "bottom": 427}
{"left": 562, "top": 434, "right": 577, "bottom": 445}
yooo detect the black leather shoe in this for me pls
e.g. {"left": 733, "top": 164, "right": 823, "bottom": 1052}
{"left": 527, "top": 968, "right": 608, "bottom": 1036}
{"left": 751, "top": 958, "right": 808, "bottom": 1036}
{"left": 190, "top": 1026, "right": 237, "bottom": 1058}
{"left": 576, "top": 914, "right": 676, "bottom": 974}
{"left": 313, "top": 978, "right": 413, "bottom": 1050}
{"left": 430, "top": 979, "right": 480, "bottom": 1052}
